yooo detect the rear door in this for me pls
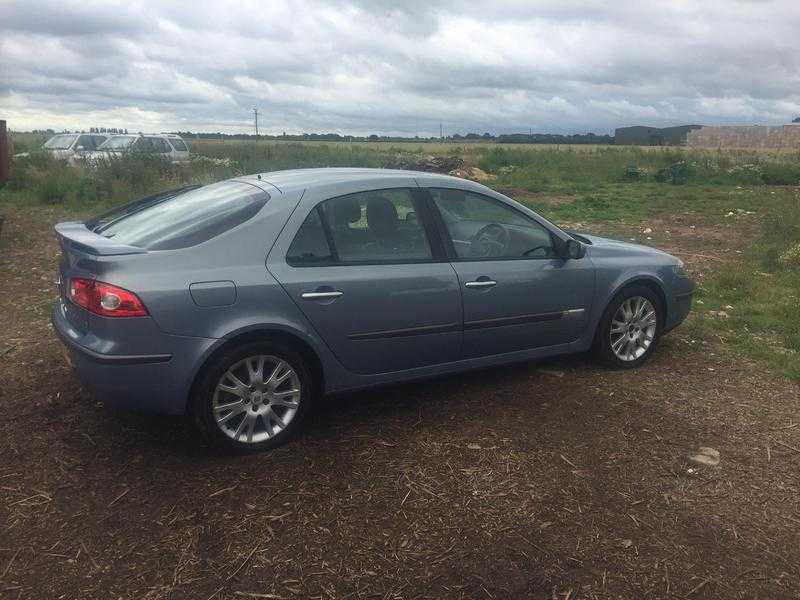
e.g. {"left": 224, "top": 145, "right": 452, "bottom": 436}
{"left": 267, "top": 183, "right": 462, "bottom": 375}
{"left": 425, "top": 186, "right": 595, "bottom": 358}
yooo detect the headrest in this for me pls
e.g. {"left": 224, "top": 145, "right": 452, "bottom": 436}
{"left": 330, "top": 197, "right": 361, "bottom": 226}
{"left": 366, "top": 196, "right": 398, "bottom": 235}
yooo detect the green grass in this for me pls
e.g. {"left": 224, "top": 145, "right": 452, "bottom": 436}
{"left": 684, "top": 190, "right": 800, "bottom": 379}
{"left": 2, "top": 140, "right": 799, "bottom": 380}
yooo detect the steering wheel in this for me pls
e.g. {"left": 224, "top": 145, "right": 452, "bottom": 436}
{"left": 469, "top": 224, "right": 510, "bottom": 258}
{"left": 522, "top": 245, "right": 550, "bottom": 257}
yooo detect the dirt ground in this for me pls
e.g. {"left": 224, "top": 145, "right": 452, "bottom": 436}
{"left": 1, "top": 206, "right": 799, "bottom": 600}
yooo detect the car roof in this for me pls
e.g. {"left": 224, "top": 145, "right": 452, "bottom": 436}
{"left": 238, "top": 167, "right": 488, "bottom": 194}
{"left": 101, "top": 133, "right": 184, "bottom": 139}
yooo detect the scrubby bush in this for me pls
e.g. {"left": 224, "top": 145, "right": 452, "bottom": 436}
{"left": 36, "top": 176, "right": 72, "bottom": 204}
{"left": 779, "top": 242, "right": 800, "bottom": 267}
{"left": 760, "top": 162, "right": 800, "bottom": 185}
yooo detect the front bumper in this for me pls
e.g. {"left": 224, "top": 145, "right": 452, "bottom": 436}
{"left": 663, "top": 285, "right": 694, "bottom": 333}
{"left": 52, "top": 300, "right": 215, "bottom": 415}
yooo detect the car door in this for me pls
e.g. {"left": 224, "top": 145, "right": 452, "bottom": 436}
{"left": 267, "top": 184, "right": 462, "bottom": 375}
{"left": 425, "top": 186, "right": 595, "bottom": 359}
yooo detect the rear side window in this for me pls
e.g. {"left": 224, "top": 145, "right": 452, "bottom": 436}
{"left": 94, "top": 181, "right": 268, "bottom": 250}
{"left": 132, "top": 137, "right": 170, "bottom": 153}
{"left": 286, "top": 208, "right": 335, "bottom": 266}
{"left": 169, "top": 138, "right": 188, "bottom": 151}
{"left": 286, "top": 188, "right": 432, "bottom": 266}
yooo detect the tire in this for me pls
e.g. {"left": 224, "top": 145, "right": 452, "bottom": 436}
{"left": 592, "top": 284, "right": 663, "bottom": 369}
{"left": 191, "top": 341, "right": 315, "bottom": 453}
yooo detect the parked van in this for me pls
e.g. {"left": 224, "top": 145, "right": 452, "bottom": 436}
{"left": 86, "top": 133, "right": 190, "bottom": 164}
{"left": 40, "top": 133, "right": 108, "bottom": 163}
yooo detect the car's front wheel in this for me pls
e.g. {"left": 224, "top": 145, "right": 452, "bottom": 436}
{"left": 192, "top": 341, "right": 314, "bottom": 452}
{"left": 593, "top": 285, "right": 663, "bottom": 368}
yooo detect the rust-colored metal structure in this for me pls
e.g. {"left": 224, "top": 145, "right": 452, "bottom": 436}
{"left": 0, "top": 120, "right": 9, "bottom": 185}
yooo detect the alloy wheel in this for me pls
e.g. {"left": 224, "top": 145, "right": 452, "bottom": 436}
{"left": 609, "top": 296, "right": 657, "bottom": 362}
{"left": 212, "top": 355, "right": 301, "bottom": 444}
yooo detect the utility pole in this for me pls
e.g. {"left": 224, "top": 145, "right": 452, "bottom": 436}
{"left": 439, "top": 123, "right": 443, "bottom": 141}
{"left": 0, "top": 120, "right": 8, "bottom": 185}
{"left": 253, "top": 108, "right": 259, "bottom": 137}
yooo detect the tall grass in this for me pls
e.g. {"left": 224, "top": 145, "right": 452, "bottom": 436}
{"left": 5, "top": 141, "right": 800, "bottom": 209}
{"left": 477, "top": 145, "right": 800, "bottom": 190}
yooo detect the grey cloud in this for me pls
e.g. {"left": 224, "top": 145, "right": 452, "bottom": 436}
{"left": 1, "top": 0, "right": 799, "bottom": 135}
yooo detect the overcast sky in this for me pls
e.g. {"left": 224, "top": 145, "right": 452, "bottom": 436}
{"left": 1, "top": 0, "right": 799, "bottom": 136}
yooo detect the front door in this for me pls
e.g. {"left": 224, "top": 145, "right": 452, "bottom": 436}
{"left": 268, "top": 186, "right": 462, "bottom": 374}
{"left": 426, "top": 187, "right": 595, "bottom": 358}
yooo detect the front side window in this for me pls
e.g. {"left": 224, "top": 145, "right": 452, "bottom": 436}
{"left": 430, "top": 188, "right": 556, "bottom": 260}
{"left": 287, "top": 189, "right": 432, "bottom": 265}
{"left": 92, "top": 181, "right": 269, "bottom": 250}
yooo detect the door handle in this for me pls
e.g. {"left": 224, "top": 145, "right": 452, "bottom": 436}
{"left": 465, "top": 279, "right": 497, "bottom": 288}
{"left": 301, "top": 290, "right": 343, "bottom": 299}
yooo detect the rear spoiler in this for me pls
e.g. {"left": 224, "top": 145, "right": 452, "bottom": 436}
{"left": 55, "top": 222, "right": 146, "bottom": 256}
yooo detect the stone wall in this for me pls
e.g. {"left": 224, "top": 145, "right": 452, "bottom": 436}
{"left": 687, "top": 124, "right": 800, "bottom": 148}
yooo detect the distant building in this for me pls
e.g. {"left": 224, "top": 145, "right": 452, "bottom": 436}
{"left": 686, "top": 124, "right": 800, "bottom": 148}
{"left": 614, "top": 125, "right": 702, "bottom": 146}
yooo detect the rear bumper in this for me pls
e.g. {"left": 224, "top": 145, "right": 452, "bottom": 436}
{"left": 52, "top": 300, "right": 215, "bottom": 415}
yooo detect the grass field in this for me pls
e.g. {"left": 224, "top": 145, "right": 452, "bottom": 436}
{"left": 2, "top": 139, "right": 800, "bottom": 598}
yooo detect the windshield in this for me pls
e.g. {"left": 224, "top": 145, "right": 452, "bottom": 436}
{"left": 98, "top": 135, "right": 137, "bottom": 151}
{"left": 43, "top": 134, "right": 78, "bottom": 150}
{"left": 93, "top": 181, "right": 269, "bottom": 250}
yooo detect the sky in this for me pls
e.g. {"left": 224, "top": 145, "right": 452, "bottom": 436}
{"left": 1, "top": 0, "right": 799, "bottom": 136}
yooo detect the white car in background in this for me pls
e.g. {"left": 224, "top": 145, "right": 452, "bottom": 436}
{"left": 86, "top": 133, "right": 191, "bottom": 164}
{"left": 29, "top": 133, "right": 109, "bottom": 163}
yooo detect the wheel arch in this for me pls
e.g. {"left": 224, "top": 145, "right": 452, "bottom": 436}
{"left": 186, "top": 326, "right": 326, "bottom": 415}
{"left": 605, "top": 275, "right": 668, "bottom": 329}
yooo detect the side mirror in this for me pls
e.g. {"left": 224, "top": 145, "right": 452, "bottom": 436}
{"left": 564, "top": 238, "right": 585, "bottom": 259}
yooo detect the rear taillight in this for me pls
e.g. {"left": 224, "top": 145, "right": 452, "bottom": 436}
{"left": 68, "top": 278, "right": 148, "bottom": 317}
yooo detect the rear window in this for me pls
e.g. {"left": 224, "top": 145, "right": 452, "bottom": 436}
{"left": 93, "top": 181, "right": 269, "bottom": 250}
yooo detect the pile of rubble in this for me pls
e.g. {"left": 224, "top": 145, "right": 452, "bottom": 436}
{"left": 383, "top": 154, "right": 495, "bottom": 181}
{"left": 383, "top": 154, "right": 464, "bottom": 173}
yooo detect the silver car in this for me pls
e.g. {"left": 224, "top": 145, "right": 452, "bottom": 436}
{"left": 52, "top": 168, "right": 695, "bottom": 452}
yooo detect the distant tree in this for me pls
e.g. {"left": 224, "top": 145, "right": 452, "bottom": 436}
{"left": 793, "top": 116, "right": 800, "bottom": 123}
{"left": 124, "top": 129, "right": 128, "bottom": 134}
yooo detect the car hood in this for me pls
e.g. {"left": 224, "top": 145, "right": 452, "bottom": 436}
{"left": 576, "top": 232, "right": 678, "bottom": 262}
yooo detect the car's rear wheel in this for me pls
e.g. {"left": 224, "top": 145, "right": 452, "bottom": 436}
{"left": 192, "top": 341, "right": 314, "bottom": 452}
{"left": 593, "top": 285, "right": 663, "bottom": 368}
